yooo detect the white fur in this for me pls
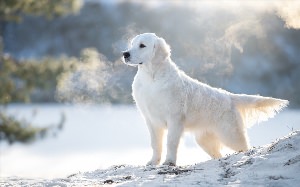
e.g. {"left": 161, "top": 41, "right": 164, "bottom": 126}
{"left": 123, "top": 33, "right": 289, "bottom": 166}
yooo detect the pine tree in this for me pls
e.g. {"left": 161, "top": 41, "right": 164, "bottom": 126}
{"left": 0, "top": 0, "right": 81, "bottom": 144}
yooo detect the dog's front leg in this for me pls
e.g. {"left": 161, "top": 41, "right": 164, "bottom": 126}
{"left": 163, "top": 121, "right": 183, "bottom": 166}
{"left": 146, "top": 120, "right": 164, "bottom": 165}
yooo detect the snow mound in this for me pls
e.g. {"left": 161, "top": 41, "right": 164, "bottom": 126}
{"left": 2, "top": 131, "right": 300, "bottom": 186}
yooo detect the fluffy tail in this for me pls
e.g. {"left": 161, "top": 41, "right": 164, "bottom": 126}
{"left": 231, "top": 94, "right": 289, "bottom": 128}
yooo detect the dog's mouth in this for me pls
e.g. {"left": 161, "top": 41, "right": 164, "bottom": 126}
{"left": 122, "top": 55, "right": 143, "bottom": 66}
{"left": 123, "top": 59, "right": 141, "bottom": 67}
{"left": 123, "top": 58, "right": 143, "bottom": 66}
{"left": 122, "top": 57, "right": 132, "bottom": 65}
{"left": 123, "top": 57, "right": 130, "bottom": 63}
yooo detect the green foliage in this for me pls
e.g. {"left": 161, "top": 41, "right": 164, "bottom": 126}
{"left": 0, "top": 110, "right": 65, "bottom": 144}
{"left": 0, "top": 0, "right": 82, "bottom": 144}
{"left": 0, "top": 55, "right": 73, "bottom": 144}
{"left": 0, "top": 54, "right": 76, "bottom": 104}
{"left": 0, "top": 112, "right": 47, "bottom": 144}
{"left": 0, "top": 0, "right": 82, "bottom": 21}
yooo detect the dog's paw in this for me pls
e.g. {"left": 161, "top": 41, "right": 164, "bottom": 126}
{"left": 162, "top": 160, "right": 176, "bottom": 166}
{"left": 146, "top": 159, "right": 160, "bottom": 166}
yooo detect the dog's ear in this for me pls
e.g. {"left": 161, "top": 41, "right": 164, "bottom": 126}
{"left": 154, "top": 37, "right": 171, "bottom": 61}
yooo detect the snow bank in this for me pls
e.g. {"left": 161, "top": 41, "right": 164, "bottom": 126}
{"left": 2, "top": 131, "right": 300, "bottom": 186}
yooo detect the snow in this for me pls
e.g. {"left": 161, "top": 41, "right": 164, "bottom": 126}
{"left": 1, "top": 130, "right": 300, "bottom": 186}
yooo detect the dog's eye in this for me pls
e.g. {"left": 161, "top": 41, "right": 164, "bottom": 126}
{"left": 139, "top": 43, "right": 146, "bottom": 48}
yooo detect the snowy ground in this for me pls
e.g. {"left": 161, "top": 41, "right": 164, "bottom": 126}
{"left": 1, "top": 130, "right": 300, "bottom": 186}
{"left": 1, "top": 105, "right": 300, "bottom": 186}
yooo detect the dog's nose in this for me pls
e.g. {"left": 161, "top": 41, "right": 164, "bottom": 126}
{"left": 123, "top": 51, "right": 130, "bottom": 59}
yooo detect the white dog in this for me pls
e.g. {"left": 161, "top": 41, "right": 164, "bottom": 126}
{"left": 122, "top": 33, "right": 288, "bottom": 166}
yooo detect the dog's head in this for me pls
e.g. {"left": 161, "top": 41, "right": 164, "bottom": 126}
{"left": 122, "top": 33, "right": 170, "bottom": 66}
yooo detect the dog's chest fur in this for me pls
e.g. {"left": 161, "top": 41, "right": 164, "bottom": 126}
{"left": 132, "top": 69, "right": 173, "bottom": 125}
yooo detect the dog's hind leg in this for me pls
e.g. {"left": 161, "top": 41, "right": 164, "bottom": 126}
{"left": 218, "top": 127, "right": 249, "bottom": 153}
{"left": 217, "top": 111, "right": 250, "bottom": 153}
{"left": 195, "top": 131, "right": 222, "bottom": 159}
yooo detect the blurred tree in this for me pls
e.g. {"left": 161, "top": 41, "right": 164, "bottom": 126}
{"left": 0, "top": 53, "right": 76, "bottom": 145}
{"left": 0, "top": 0, "right": 81, "bottom": 144}
{"left": 0, "top": 110, "right": 65, "bottom": 145}
{"left": 0, "top": 0, "right": 82, "bottom": 21}
{"left": 0, "top": 54, "right": 76, "bottom": 104}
